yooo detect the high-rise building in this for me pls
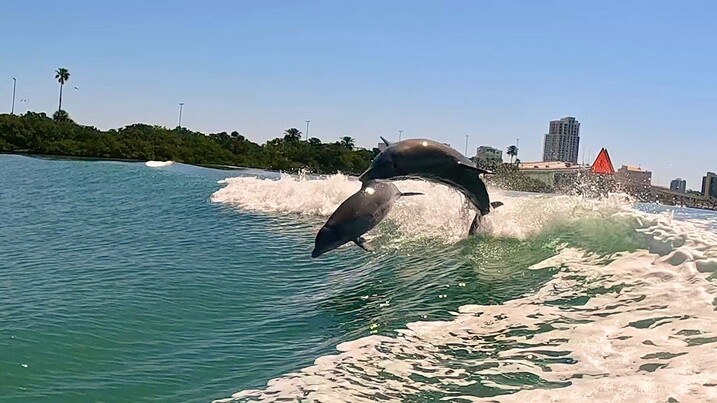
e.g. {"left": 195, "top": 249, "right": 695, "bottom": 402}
{"left": 702, "top": 172, "right": 717, "bottom": 198}
{"left": 475, "top": 146, "right": 503, "bottom": 165}
{"left": 542, "top": 116, "right": 580, "bottom": 164}
{"left": 670, "top": 178, "right": 687, "bottom": 193}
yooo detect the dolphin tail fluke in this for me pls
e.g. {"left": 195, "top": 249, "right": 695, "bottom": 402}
{"left": 491, "top": 201, "right": 504, "bottom": 209}
{"left": 354, "top": 237, "right": 373, "bottom": 252}
{"left": 379, "top": 136, "right": 392, "bottom": 147}
{"left": 400, "top": 192, "right": 424, "bottom": 197}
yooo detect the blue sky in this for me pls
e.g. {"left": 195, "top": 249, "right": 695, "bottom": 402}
{"left": 2, "top": 0, "right": 716, "bottom": 187}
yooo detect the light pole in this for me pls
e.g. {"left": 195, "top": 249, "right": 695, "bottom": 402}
{"left": 178, "top": 103, "right": 184, "bottom": 128}
{"left": 11, "top": 78, "right": 16, "bottom": 115}
{"left": 398, "top": 130, "right": 403, "bottom": 141}
{"left": 305, "top": 120, "right": 310, "bottom": 141}
{"left": 465, "top": 134, "right": 469, "bottom": 156}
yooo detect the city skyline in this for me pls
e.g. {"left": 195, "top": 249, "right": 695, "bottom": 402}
{"left": 1, "top": 1, "right": 715, "bottom": 187}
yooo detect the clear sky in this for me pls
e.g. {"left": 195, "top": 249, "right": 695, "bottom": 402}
{"left": 2, "top": 0, "right": 716, "bottom": 187}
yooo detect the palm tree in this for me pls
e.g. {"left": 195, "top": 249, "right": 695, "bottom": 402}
{"left": 55, "top": 67, "right": 70, "bottom": 112}
{"left": 339, "top": 136, "right": 355, "bottom": 150}
{"left": 283, "top": 128, "right": 302, "bottom": 142}
{"left": 52, "top": 109, "right": 70, "bottom": 122}
{"left": 507, "top": 145, "right": 518, "bottom": 163}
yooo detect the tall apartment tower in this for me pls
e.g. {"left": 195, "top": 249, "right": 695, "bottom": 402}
{"left": 542, "top": 116, "right": 580, "bottom": 164}
{"left": 670, "top": 178, "right": 687, "bottom": 193}
{"left": 703, "top": 172, "right": 717, "bottom": 198}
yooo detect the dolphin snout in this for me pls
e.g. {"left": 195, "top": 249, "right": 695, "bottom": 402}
{"left": 311, "top": 248, "right": 322, "bottom": 258}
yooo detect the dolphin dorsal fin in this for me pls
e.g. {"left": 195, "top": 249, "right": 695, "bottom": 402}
{"left": 380, "top": 136, "right": 392, "bottom": 147}
{"left": 457, "top": 161, "right": 493, "bottom": 175}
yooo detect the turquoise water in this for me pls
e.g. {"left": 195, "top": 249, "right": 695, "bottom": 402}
{"left": 2, "top": 155, "right": 716, "bottom": 402}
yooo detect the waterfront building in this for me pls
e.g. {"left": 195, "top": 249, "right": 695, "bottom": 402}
{"left": 617, "top": 165, "right": 652, "bottom": 185}
{"left": 670, "top": 178, "right": 687, "bottom": 194}
{"left": 475, "top": 146, "right": 503, "bottom": 165}
{"left": 703, "top": 172, "right": 717, "bottom": 198}
{"left": 542, "top": 116, "right": 580, "bottom": 163}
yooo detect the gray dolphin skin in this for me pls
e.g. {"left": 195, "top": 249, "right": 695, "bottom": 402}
{"left": 311, "top": 180, "right": 422, "bottom": 258}
{"left": 359, "top": 137, "right": 499, "bottom": 218}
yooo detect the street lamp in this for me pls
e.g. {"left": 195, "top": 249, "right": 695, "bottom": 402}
{"left": 465, "top": 134, "right": 469, "bottom": 156}
{"left": 11, "top": 78, "right": 16, "bottom": 115}
{"left": 178, "top": 102, "right": 184, "bottom": 128}
{"left": 398, "top": 130, "right": 403, "bottom": 141}
{"left": 305, "top": 120, "right": 310, "bottom": 141}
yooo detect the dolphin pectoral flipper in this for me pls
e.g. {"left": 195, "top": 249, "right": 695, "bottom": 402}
{"left": 354, "top": 237, "right": 373, "bottom": 252}
{"left": 399, "top": 192, "right": 423, "bottom": 197}
{"left": 457, "top": 161, "right": 494, "bottom": 175}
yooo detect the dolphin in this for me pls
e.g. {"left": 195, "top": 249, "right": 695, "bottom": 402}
{"left": 358, "top": 138, "right": 501, "bottom": 229}
{"left": 311, "top": 180, "right": 422, "bottom": 258}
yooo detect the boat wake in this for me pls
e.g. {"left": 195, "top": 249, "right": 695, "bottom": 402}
{"left": 211, "top": 172, "right": 717, "bottom": 402}
{"left": 145, "top": 160, "right": 174, "bottom": 168}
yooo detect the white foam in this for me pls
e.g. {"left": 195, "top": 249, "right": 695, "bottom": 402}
{"left": 211, "top": 175, "right": 717, "bottom": 402}
{"left": 211, "top": 173, "right": 639, "bottom": 243}
{"left": 145, "top": 160, "right": 173, "bottom": 167}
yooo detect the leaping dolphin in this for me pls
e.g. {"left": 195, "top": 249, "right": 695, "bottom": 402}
{"left": 311, "top": 180, "right": 422, "bottom": 258}
{"left": 358, "top": 138, "right": 501, "bottom": 233}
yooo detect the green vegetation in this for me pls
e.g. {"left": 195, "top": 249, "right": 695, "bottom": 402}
{"left": 0, "top": 112, "right": 376, "bottom": 175}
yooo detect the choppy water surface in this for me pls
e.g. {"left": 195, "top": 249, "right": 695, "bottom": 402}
{"left": 1, "top": 155, "right": 716, "bottom": 402}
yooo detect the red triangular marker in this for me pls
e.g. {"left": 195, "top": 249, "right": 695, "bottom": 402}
{"left": 591, "top": 148, "right": 615, "bottom": 175}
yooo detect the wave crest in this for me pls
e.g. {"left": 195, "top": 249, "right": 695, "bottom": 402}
{"left": 145, "top": 160, "right": 173, "bottom": 167}
{"left": 215, "top": 211, "right": 717, "bottom": 402}
{"left": 210, "top": 172, "right": 639, "bottom": 243}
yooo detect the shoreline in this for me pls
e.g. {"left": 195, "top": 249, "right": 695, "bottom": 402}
{"left": 3, "top": 151, "right": 715, "bottom": 212}
{"left": 1, "top": 151, "right": 248, "bottom": 171}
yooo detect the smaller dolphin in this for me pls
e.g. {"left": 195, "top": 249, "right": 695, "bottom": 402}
{"left": 311, "top": 180, "right": 422, "bottom": 258}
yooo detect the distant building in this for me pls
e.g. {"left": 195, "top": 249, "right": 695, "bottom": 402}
{"left": 670, "top": 178, "right": 687, "bottom": 194}
{"left": 542, "top": 116, "right": 580, "bottom": 164}
{"left": 475, "top": 146, "right": 503, "bottom": 165}
{"left": 617, "top": 165, "right": 652, "bottom": 185}
{"left": 518, "top": 160, "right": 587, "bottom": 188}
{"left": 703, "top": 172, "right": 717, "bottom": 198}
{"left": 377, "top": 142, "right": 388, "bottom": 152}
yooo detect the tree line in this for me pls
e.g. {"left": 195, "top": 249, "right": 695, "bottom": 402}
{"left": 0, "top": 112, "right": 377, "bottom": 175}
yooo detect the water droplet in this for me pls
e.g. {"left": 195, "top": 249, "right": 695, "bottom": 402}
{"left": 21, "top": 364, "right": 27, "bottom": 368}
